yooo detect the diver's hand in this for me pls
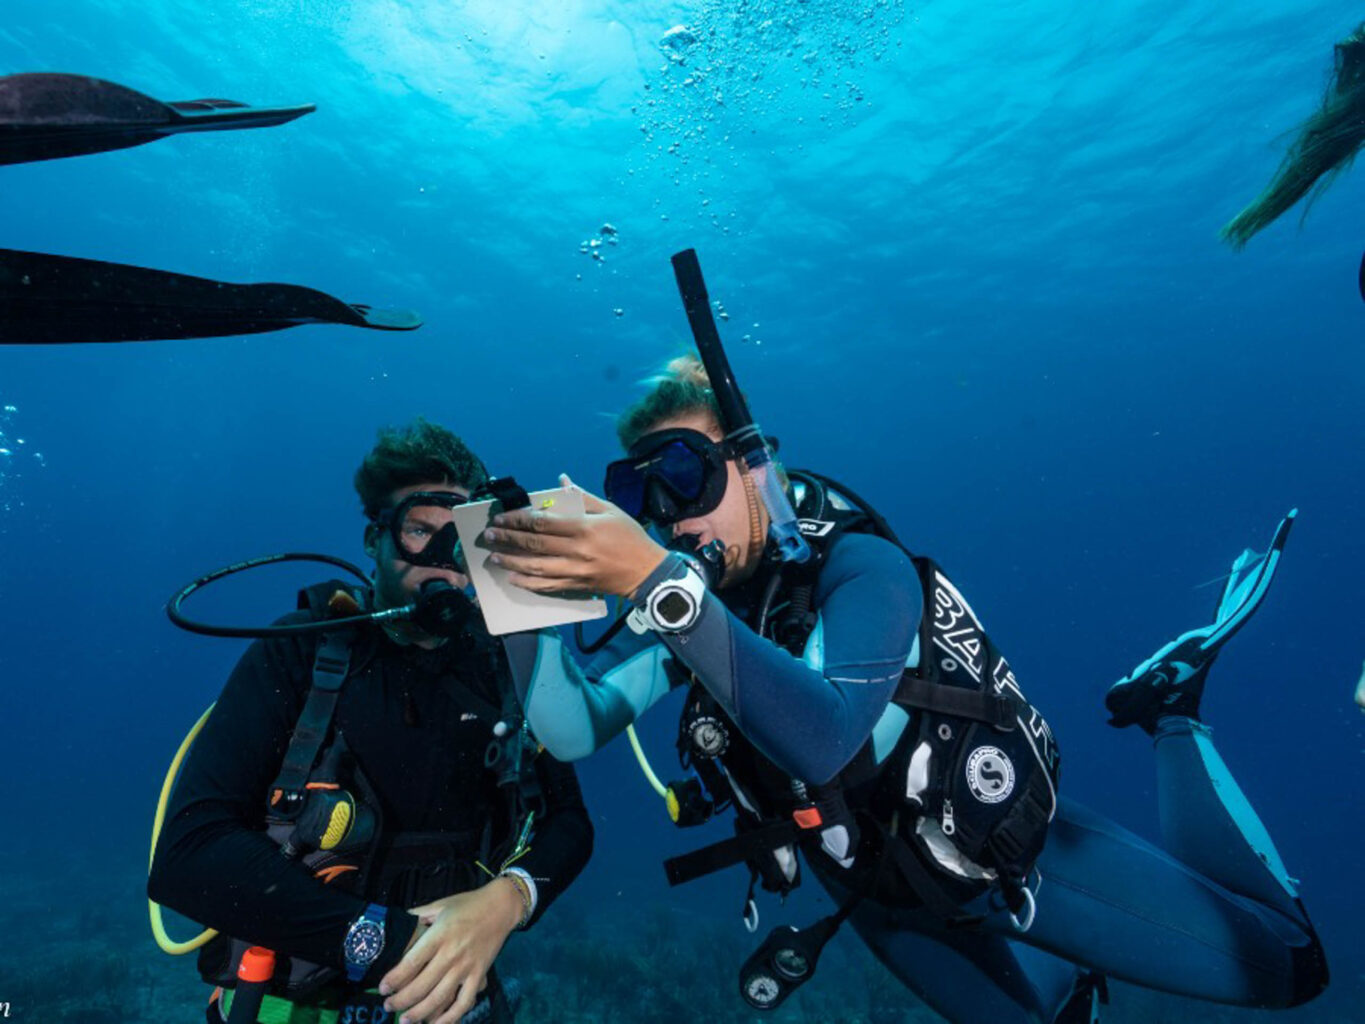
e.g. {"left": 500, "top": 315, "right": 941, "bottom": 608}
{"left": 484, "top": 474, "right": 667, "bottom": 599}
{"left": 379, "top": 880, "right": 523, "bottom": 1024}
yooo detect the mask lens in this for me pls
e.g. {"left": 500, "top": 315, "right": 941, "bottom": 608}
{"left": 387, "top": 493, "right": 468, "bottom": 567}
{"left": 655, "top": 440, "right": 708, "bottom": 500}
{"left": 398, "top": 503, "right": 453, "bottom": 558}
{"left": 604, "top": 459, "right": 648, "bottom": 519}
{"left": 606, "top": 436, "right": 715, "bottom": 524}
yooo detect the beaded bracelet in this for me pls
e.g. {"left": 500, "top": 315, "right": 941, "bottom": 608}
{"left": 500, "top": 871, "right": 533, "bottom": 929}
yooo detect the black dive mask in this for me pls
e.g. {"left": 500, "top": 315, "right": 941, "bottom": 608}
{"left": 373, "top": 491, "right": 469, "bottom": 570}
{"left": 604, "top": 428, "right": 737, "bottom": 525}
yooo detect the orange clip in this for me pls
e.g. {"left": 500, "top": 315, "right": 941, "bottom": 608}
{"left": 793, "top": 807, "right": 823, "bottom": 829}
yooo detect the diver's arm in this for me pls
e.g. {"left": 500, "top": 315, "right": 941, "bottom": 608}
{"left": 148, "top": 624, "right": 416, "bottom": 975}
{"left": 646, "top": 533, "right": 920, "bottom": 783}
{"left": 502, "top": 624, "right": 673, "bottom": 760}
{"left": 500, "top": 752, "right": 594, "bottom": 927}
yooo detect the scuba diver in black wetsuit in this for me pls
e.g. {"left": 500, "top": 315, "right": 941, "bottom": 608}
{"left": 149, "top": 419, "right": 593, "bottom": 1024}
{"left": 479, "top": 251, "right": 1328, "bottom": 1022}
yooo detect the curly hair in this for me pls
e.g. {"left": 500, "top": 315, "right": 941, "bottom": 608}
{"left": 353, "top": 418, "right": 489, "bottom": 519}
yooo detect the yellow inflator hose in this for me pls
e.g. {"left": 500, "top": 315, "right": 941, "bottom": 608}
{"left": 628, "top": 722, "right": 693, "bottom": 822}
{"left": 148, "top": 703, "right": 218, "bottom": 954}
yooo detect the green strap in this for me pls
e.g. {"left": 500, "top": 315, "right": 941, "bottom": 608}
{"left": 220, "top": 989, "right": 341, "bottom": 1024}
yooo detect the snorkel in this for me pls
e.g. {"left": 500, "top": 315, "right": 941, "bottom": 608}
{"left": 670, "top": 248, "right": 811, "bottom": 564}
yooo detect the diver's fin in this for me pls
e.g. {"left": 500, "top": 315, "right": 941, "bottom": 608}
{"left": 349, "top": 304, "right": 424, "bottom": 331}
{"left": 0, "top": 249, "right": 421, "bottom": 344}
{"left": 1106, "top": 510, "right": 1296, "bottom": 732}
{"left": 0, "top": 73, "right": 314, "bottom": 167}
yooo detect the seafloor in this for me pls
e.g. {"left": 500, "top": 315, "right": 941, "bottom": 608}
{"left": 2, "top": 846, "right": 1356, "bottom": 1023}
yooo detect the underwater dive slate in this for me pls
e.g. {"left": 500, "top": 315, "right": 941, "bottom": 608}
{"left": 454, "top": 486, "right": 609, "bottom": 636}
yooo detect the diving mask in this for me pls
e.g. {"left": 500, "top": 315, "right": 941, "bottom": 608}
{"left": 604, "top": 428, "right": 738, "bottom": 525}
{"left": 372, "top": 490, "right": 469, "bottom": 570}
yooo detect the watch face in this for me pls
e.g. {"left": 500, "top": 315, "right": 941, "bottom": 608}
{"left": 344, "top": 920, "right": 385, "bottom": 964}
{"left": 656, "top": 588, "right": 693, "bottom": 625}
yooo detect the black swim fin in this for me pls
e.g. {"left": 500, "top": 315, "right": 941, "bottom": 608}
{"left": 0, "top": 249, "right": 422, "bottom": 344}
{"left": 1106, "top": 510, "right": 1296, "bottom": 732}
{"left": 0, "top": 73, "right": 314, "bottom": 167}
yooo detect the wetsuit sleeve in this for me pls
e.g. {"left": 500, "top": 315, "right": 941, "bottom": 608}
{"left": 502, "top": 622, "right": 675, "bottom": 760}
{"left": 147, "top": 618, "right": 417, "bottom": 976}
{"left": 509, "top": 752, "right": 594, "bottom": 928}
{"left": 649, "top": 533, "right": 919, "bottom": 783}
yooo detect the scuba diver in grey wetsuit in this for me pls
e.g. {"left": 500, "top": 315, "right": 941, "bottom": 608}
{"left": 482, "top": 251, "right": 1328, "bottom": 1022}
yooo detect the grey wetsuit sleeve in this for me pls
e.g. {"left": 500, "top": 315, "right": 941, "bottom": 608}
{"left": 656, "top": 533, "right": 920, "bottom": 783}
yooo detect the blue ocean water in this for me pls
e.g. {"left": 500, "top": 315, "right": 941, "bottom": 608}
{"left": 1, "top": 0, "right": 1362, "bottom": 1020}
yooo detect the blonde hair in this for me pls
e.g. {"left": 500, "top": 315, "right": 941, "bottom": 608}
{"left": 1222, "top": 23, "right": 1365, "bottom": 247}
{"left": 616, "top": 353, "right": 724, "bottom": 450}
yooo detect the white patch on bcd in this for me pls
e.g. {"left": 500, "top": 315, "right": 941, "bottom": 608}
{"left": 965, "top": 746, "right": 1015, "bottom": 804}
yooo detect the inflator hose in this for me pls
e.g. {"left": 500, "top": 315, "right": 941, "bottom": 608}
{"left": 149, "top": 704, "right": 218, "bottom": 954}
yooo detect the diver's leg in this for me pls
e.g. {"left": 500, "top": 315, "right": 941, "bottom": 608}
{"left": 1011, "top": 798, "right": 1326, "bottom": 1007}
{"left": 1104, "top": 512, "right": 1320, "bottom": 933}
{"left": 813, "top": 865, "right": 1082, "bottom": 1024}
{"left": 1153, "top": 715, "right": 1303, "bottom": 916}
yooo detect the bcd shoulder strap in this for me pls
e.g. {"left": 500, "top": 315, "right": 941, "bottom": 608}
{"left": 268, "top": 581, "right": 366, "bottom": 817}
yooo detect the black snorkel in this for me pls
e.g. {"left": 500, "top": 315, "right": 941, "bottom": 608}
{"left": 670, "top": 248, "right": 811, "bottom": 564}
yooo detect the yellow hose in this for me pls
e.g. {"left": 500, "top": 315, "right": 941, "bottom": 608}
{"left": 625, "top": 723, "right": 669, "bottom": 799}
{"left": 629, "top": 722, "right": 695, "bottom": 825}
{"left": 148, "top": 703, "right": 218, "bottom": 954}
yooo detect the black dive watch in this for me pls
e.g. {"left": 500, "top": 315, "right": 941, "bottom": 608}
{"left": 342, "top": 902, "right": 387, "bottom": 982}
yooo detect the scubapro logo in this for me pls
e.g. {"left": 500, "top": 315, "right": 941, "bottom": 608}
{"left": 965, "top": 746, "right": 1014, "bottom": 804}
{"left": 340, "top": 1007, "right": 392, "bottom": 1024}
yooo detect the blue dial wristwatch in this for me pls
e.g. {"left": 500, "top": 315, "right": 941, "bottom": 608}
{"left": 342, "top": 903, "right": 387, "bottom": 982}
